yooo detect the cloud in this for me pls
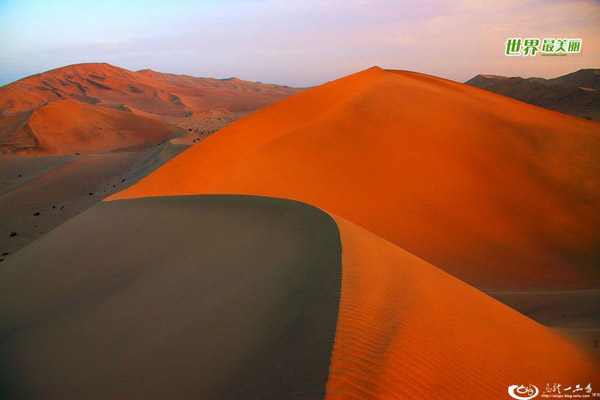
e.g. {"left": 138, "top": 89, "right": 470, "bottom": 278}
{"left": 94, "top": 39, "right": 124, "bottom": 46}
{"left": 1, "top": 0, "right": 599, "bottom": 86}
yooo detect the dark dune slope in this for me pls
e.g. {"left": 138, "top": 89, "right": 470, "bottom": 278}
{"left": 465, "top": 69, "right": 600, "bottom": 121}
{"left": 0, "top": 195, "right": 342, "bottom": 399}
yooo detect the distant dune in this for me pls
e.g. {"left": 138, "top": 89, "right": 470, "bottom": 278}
{"left": 111, "top": 66, "right": 600, "bottom": 290}
{"left": 465, "top": 68, "right": 600, "bottom": 121}
{"left": 0, "top": 63, "right": 302, "bottom": 256}
{"left": 0, "top": 141, "right": 188, "bottom": 257}
{"left": 0, "top": 63, "right": 302, "bottom": 154}
{"left": 0, "top": 99, "right": 183, "bottom": 154}
{"left": 0, "top": 62, "right": 303, "bottom": 117}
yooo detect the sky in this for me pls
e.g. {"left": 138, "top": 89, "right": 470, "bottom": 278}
{"left": 0, "top": 0, "right": 598, "bottom": 87}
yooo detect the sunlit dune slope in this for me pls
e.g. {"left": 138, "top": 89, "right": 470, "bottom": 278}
{"left": 326, "top": 215, "right": 599, "bottom": 399}
{"left": 110, "top": 66, "right": 600, "bottom": 289}
{"left": 0, "top": 194, "right": 596, "bottom": 399}
{"left": 0, "top": 99, "right": 182, "bottom": 154}
{"left": 0, "top": 63, "right": 303, "bottom": 117}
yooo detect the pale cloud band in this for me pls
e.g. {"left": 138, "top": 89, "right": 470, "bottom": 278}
{"left": 0, "top": 0, "right": 598, "bottom": 86}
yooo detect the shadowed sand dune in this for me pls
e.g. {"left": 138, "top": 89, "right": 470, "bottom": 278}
{"left": 0, "top": 195, "right": 342, "bottom": 399}
{"left": 489, "top": 289, "right": 600, "bottom": 329}
{"left": 0, "top": 155, "right": 72, "bottom": 194}
{"left": 488, "top": 289, "right": 600, "bottom": 361}
{"left": 0, "top": 141, "right": 188, "bottom": 257}
{"left": 0, "top": 99, "right": 183, "bottom": 154}
{"left": 466, "top": 69, "right": 600, "bottom": 121}
{"left": 110, "top": 66, "right": 600, "bottom": 290}
{"left": 1, "top": 195, "right": 597, "bottom": 399}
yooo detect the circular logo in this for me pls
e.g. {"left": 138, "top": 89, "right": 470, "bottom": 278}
{"left": 508, "top": 384, "right": 539, "bottom": 399}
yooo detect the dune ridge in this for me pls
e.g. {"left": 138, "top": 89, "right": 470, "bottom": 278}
{"left": 1, "top": 99, "right": 183, "bottom": 154}
{"left": 2, "top": 193, "right": 597, "bottom": 399}
{"left": 465, "top": 69, "right": 600, "bottom": 121}
{"left": 109, "top": 66, "right": 600, "bottom": 290}
{"left": 326, "top": 215, "right": 599, "bottom": 399}
{"left": 2, "top": 63, "right": 598, "bottom": 398}
{"left": 0, "top": 63, "right": 303, "bottom": 155}
{"left": 0, "top": 195, "right": 342, "bottom": 399}
{"left": 0, "top": 62, "right": 303, "bottom": 117}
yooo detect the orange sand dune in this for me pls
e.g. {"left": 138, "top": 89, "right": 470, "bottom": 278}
{"left": 0, "top": 63, "right": 302, "bottom": 117}
{"left": 327, "top": 215, "right": 599, "bottom": 399}
{"left": 1, "top": 193, "right": 597, "bottom": 398}
{"left": 0, "top": 63, "right": 303, "bottom": 153}
{"left": 110, "top": 67, "right": 600, "bottom": 289}
{"left": 0, "top": 99, "right": 182, "bottom": 154}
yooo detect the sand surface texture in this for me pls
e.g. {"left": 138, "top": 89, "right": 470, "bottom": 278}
{"left": 111, "top": 67, "right": 600, "bottom": 290}
{"left": 0, "top": 195, "right": 342, "bottom": 399}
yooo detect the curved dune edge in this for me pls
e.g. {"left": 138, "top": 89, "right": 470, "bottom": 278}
{"left": 325, "top": 214, "right": 600, "bottom": 400}
{"left": 0, "top": 195, "right": 342, "bottom": 399}
{"left": 1, "top": 191, "right": 597, "bottom": 398}
{"left": 1, "top": 99, "right": 183, "bottom": 155}
{"left": 105, "top": 66, "right": 600, "bottom": 289}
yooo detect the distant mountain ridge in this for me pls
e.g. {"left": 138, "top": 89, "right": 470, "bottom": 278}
{"left": 465, "top": 68, "right": 600, "bottom": 121}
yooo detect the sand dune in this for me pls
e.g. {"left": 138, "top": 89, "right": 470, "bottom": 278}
{"left": 547, "top": 69, "right": 600, "bottom": 89}
{"left": 1, "top": 63, "right": 303, "bottom": 156}
{"left": 0, "top": 62, "right": 302, "bottom": 261}
{"left": 327, "top": 215, "right": 599, "bottom": 399}
{"left": 489, "top": 289, "right": 600, "bottom": 359}
{"left": 0, "top": 195, "right": 341, "bottom": 399}
{"left": 0, "top": 63, "right": 303, "bottom": 117}
{"left": 110, "top": 66, "right": 600, "bottom": 290}
{"left": 0, "top": 154, "right": 72, "bottom": 194}
{"left": 0, "top": 99, "right": 183, "bottom": 154}
{"left": 1, "top": 195, "right": 596, "bottom": 399}
{"left": 489, "top": 289, "right": 600, "bottom": 329}
{"left": 0, "top": 141, "right": 188, "bottom": 258}
{"left": 465, "top": 69, "right": 600, "bottom": 121}
{"left": 2, "top": 65, "right": 598, "bottom": 398}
